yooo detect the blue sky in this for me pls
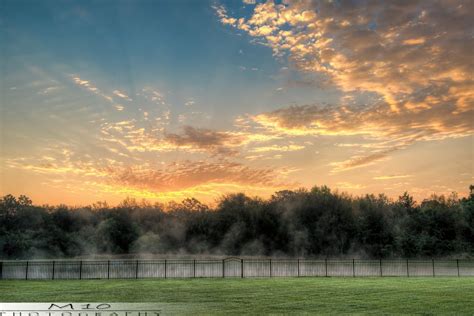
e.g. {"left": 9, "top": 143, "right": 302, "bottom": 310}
{"left": 3, "top": 0, "right": 339, "bottom": 119}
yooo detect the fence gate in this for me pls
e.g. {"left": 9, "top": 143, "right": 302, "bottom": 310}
{"left": 223, "top": 257, "right": 243, "bottom": 278}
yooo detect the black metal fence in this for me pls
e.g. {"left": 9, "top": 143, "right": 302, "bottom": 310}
{"left": 0, "top": 258, "right": 473, "bottom": 280}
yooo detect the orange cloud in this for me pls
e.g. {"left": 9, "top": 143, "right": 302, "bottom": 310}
{"left": 5, "top": 146, "right": 295, "bottom": 204}
{"left": 109, "top": 160, "right": 283, "bottom": 192}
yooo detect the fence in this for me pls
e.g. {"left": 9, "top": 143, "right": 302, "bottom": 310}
{"left": 0, "top": 258, "right": 473, "bottom": 280}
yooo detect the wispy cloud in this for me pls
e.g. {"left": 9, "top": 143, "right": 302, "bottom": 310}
{"left": 329, "top": 148, "right": 397, "bottom": 173}
{"left": 248, "top": 144, "right": 305, "bottom": 153}
{"left": 374, "top": 175, "right": 413, "bottom": 180}
{"left": 70, "top": 75, "right": 130, "bottom": 111}
{"left": 71, "top": 75, "right": 113, "bottom": 102}
{"left": 336, "top": 182, "right": 366, "bottom": 190}
{"left": 113, "top": 89, "right": 132, "bottom": 101}
{"left": 38, "top": 86, "right": 60, "bottom": 95}
{"left": 184, "top": 98, "right": 195, "bottom": 106}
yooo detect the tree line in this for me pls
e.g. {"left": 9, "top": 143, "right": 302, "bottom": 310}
{"left": 0, "top": 186, "right": 473, "bottom": 259}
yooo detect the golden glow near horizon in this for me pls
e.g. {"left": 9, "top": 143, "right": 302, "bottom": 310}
{"left": 1, "top": 0, "right": 472, "bottom": 206}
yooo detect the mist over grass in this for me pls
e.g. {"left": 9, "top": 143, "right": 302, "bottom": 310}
{"left": 0, "top": 186, "right": 473, "bottom": 259}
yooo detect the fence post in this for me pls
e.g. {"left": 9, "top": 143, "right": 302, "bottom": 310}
{"left": 193, "top": 259, "right": 196, "bottom": 278}
{"left": 269, "top": 259, "right": 272, "bottom": 277}
{"left": 352, "top": 259, "right": 355, "bottom": 277}
{"left": 136, "top": 260, "right": 139, "bottom": 279}
{"left": 79, "top": 260, "right": 82, "bottom": 280}
{"left": 406, "top": 259, "right": 409, "bottom": 277}
{"left": 379, "top": 259, "right": 382, "bottom": 277}
{"left": 222, "top": 259, "right": 225, "bottom": 278}
{"left": 107, "top": 260, "right": 110, "bottom": 279}
{"left": 52, "top": 261, "right": 55, "bottom": 280}
{"left": 457, "top": 259, "right": 460, "bottom": 277}
{"left": 241, "top": 259, "right": 244, "bottom": 278}
{"left": 297, "top": 259, "right": 300, "bottom": 277}
{"left": 432, "top": 259, "right": 435, "bottom": 277}
{"left": 325, "top": 258, "right": 328, "bottom": 277}
{"left": 164, "top": 259, "right": 167, "bottom": 279}
{"left": 25, "top": 261, "right": 29, "bottom": 280}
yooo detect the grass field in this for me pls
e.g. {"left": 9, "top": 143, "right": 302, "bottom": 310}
{"left": 1, "top": 278, "right": 473, "bottom": 315}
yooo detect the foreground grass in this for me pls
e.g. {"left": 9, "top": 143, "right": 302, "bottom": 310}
{"left": 1, "top": 278, "right": 473, "bottom": 315}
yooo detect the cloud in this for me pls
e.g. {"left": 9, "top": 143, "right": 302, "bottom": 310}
{"left": 98, "top": 113, "right": 284, "bottom": 158}
{"left": 403, "top": 37, "right": 426, "bottom": 45}
{"left": 248, "top": 144, "right": 305, "bottom": 153}
{"left": 212, "top": 4, "right": 238, "bottom": 25}
{"left": 373, "top": 175, "right": 413, "bottom": 180}
{"left": 253, "top": 100, "right": 473, "bottom": 140}
{"left": 38, "top": 86, "right": 60, "bottom": 95}
{"left": 6, "top": 151, "right": 292, "bottom": 201}
{"left": 336, "top": 182, "right": 366, "bottom": 190}
{"left": 113, "top": 90, "right": 132, "bottom": 100}
{"left": 5, "top": 149, "right": 115, "bottom": 178}
{"left": 258, "top": 101, "right": 445, "bottom": 173}
{"left": 139, "top": 87, "right": 167, "bottom": 105}
{"left": 329, "top": 148, "right": 398, "bottom": 173}
{"left": 163, "top": 126, "right": 246, "bottom": 155}
{"left": 110, "top": 159, "right": 282, "bottom": 192}
{"left": 216, "top": 0, "right": 473, "bottom": 171}
{"left": 252, "top": 100, "right": 471, "bottom": 173}
{"left": 100, "top": 120, "right": 249, "bottom": 155}
{"left": 225, "top": 0, "right": 473, "bottom": 112}
{"left": 71, "top": 75, "right": 129, "bottom": 111}
{"left": 184, "top": 99, "right": 195, "bottom": 106}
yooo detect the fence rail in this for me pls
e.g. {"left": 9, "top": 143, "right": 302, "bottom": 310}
{"left": 0, "top": 258, "right": 472, "bottom": 280}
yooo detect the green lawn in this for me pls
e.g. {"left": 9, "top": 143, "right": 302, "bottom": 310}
{"left": 1, "top": 278, "right": 473, "bottom": 315}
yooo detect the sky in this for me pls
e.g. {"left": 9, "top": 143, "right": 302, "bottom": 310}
{"left": 0, "top": 0, "right": 473, "bottom": 206}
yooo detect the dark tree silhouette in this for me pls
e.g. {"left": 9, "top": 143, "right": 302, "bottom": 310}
{"left": 0, "top": 186, "right": 473, "bottom": 259}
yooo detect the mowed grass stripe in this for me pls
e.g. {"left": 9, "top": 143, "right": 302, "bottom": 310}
{"left": 1, "top": 278, "right": 473, "bottom": 315}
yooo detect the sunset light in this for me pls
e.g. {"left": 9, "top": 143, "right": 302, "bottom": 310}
{"left": 1, "top": 0, "right": 472, "bottom": 206}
